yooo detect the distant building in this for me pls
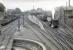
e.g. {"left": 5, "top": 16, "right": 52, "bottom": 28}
{"left": 29, "top": 8, "right": 52, "bottom": 21}
{"left": 55, "top": 6, "right": 73, "bottom": 28}
{"left": 6, "top": 9, "right": 15, "bottom": 15}
{"left": 63, "top": 6, "right": 73, "bottom": 28}
{"left": 54, "top": 7, "right": 64, "bottom": 26}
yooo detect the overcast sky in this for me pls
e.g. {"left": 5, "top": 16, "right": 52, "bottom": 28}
{"left": 0, "top": 0, "right": 73, "bottom": 11}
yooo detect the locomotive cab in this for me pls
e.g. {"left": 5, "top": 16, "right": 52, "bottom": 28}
{"left": 50, "top": 19, "right": 59, "bottom": 28}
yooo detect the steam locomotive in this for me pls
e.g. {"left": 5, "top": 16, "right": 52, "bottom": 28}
{"left": 50, "top": 19, "right": 59, "bottom": 28}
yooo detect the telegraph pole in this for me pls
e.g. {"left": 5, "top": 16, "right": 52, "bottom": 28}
{"left": 69, "top": 0, "right": 71, "bottom": 7}
{"left": 0, "top": 21, "right": 2, "bottom": 35}
{"left": 23, "top": 14, "right": 25, "bottom": 27}
{"left": 33, "top": 0, "right": 35, "bottom": 9}
{"left": 18, "top": 16, "right": 20, "bottom": 31}
{"left": 33, "top": 2, "right": 34, "bottom": 9}
{"left": 15, "top": 14, "right": 20, "bottom": 31}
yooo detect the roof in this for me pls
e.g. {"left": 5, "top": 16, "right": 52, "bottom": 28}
{"left": 64, "top": 6, "right": 73, "bottom": 10}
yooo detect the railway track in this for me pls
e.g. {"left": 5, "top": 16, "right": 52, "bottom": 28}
{"left": 24, "top": 17, "right": 63, "bottom": 50}
{"left": 61, "top": 23, "right": 73, "bottom": 36}
{"left": 22, "top": 15, "right": 73, "bottom": 50}
{"left": 0, "top": 19, "right": 18, "bottom": 50}
{"left": 42, "top": 22, "right": 69, "bottom": 50}
{"left": 42, "top": 21, "right": 73, "bottom": 50}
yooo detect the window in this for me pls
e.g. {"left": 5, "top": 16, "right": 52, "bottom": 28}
{"left": 64, "top": 10, "right": 73, "bottom": 15}
{"left": 69, "top": 16, "right": 73, "bottom": 18}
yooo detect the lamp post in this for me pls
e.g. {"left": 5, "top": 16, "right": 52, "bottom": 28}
{"left": 15, "top": 14, "right": 21, "bottom": 31}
